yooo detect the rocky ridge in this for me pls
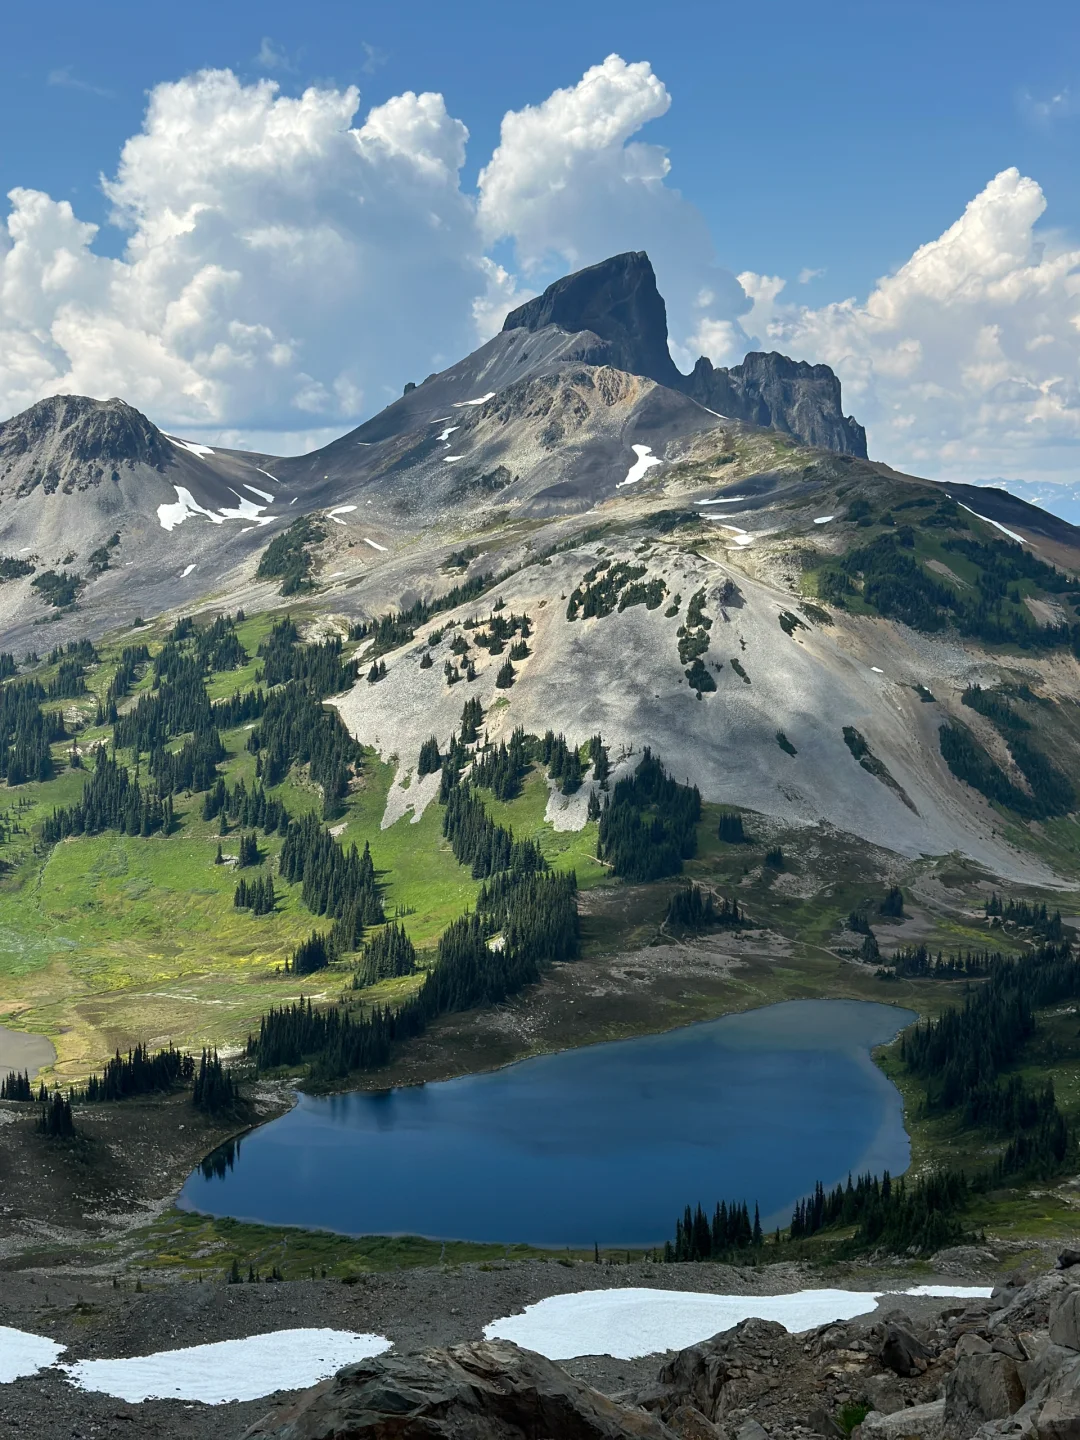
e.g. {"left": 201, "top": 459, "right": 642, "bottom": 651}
{"left": 502, "top": 252, "right": 868, "bottom": 456}
{"left": 242, "top": 1258, "right": 1080, "bottom": 1440}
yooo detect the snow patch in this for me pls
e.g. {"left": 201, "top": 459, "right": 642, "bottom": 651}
{"left": 484, "top": 1286, "right": 993, "bottom": 1361}
{"left": 452, "top": 392, "right": 495, "bottom": 407}
{"left": 166, "top": 436, "right": 215, "bottom": 458}
{"left": 328, "top": 505, "right": 357, "bottom": 516}
{"left": 955, "top": 501, "right": 1026, "bottom": 545}
{"left": 255, "top": 467, "right": 278, "bottom": 483}
{"left": 437, "top": 426, "right": 459, "bottom": 441}
{"left": 616, "top": 444, "right": 662, "bottom": 488}
{"left": 444, "top": 455, "right": 464, "bottom": 463}
{"left": 813, "top": 515, "right": 835, "bottom": 525}
{"left": 696, "top": 497, "right": 748, "bottom": 505}
{"left": 0, "top": 1324, "right": 66, "bottom": 1383}
{"left": 242, "top": 483, "right": 275, "bottom": 503}
{"left": 180, "top": 564, "right": 196, "bottom": 578}
{"left": 157, "top": 485, "right": 272, "bottom": 532}
{"left": 871, "top": 666, "right": 884, "bottom": 673}
{"left": 364, "top": 537, "right": 388, "bottom": 552}
{"left": 61, "top": 1328, "right": 391, "bottom": 1405}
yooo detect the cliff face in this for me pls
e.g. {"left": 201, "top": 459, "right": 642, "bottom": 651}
{"left": 503, "top": 253, "right": 868, "bottom": 458}
{"left": 502, "top": 251, "right": 683, "bottom": 390}
{"left": 684, "top": 352, "right": 868, "bottom": 458}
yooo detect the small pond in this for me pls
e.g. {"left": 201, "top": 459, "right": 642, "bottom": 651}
{"left": 178, "top": 998, "right": 916, "bottom": 1247}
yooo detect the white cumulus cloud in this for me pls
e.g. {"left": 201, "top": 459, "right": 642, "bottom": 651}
{"left": 0, "top": 69, "right": 488, "bottom": 450}
{"left": 762, "top": 168, "right": 1080, "bottom": 481}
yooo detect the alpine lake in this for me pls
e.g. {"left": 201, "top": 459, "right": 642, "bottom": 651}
{"left": 178, "top": 999, "right": 917, "bottom": 1247}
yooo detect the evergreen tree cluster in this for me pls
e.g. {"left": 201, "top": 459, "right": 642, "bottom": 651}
{"left": 234, "top": 871, "right": 276, "bottom": 914}
{"left": 900, "top": 943, "right": 1080, "bottom": 1119}
{"left": 192, "top": 1049, "right": 238, "bottom": 1112}
{"left": 115, "top": 659, "right": 213, "bottom": 752}
{"left": 958, "top": 686, "right": 1076, "bottom": 818}
{"left": 985, "top": 892, "right": 1064, "bottom": 939}
{"left": 789, "top": 1169, "right": 969, "bottom": 1253}
{"left": 886, "top": 944, "right": 994, "bottom": 979}
{"left": 442, "top": 784, "right": 545, "bottom": 878}
{"left": 468, "top": 608, "right": 531, "bottom": 656}
{"left": 355, "top": 922, "right": 417, "bottom": 986}
{"left": 540, "top": 730, "right": 583, "bottom": 793}
{"left": 0, "top": 679, "right": 65, "bottom": 785}
{"left": 279, "top": 812, "right": 384, "bottom": 945}
{"left": 257, "top": 620, "right": 357, "bottom": 694}
{"left": 237, "top": 831, "right": 260, "bottom": 866}
{"left": 349, "top": 571, "right": 496, "bottom": 657}
{"left": 78, "top": 1044, "right": 193, "bottom": 1102}
{"left": 287, "top": 931, "right": 330, "bottom": 976}
{"left": 97, "top": 643, "right": 150, "bottom": 722}
{"left": 47, "top": 658, "right": 88, "bottom": 699}
{"left": 417, "top": 736, "right": 442, "bottom": 778}
{"left": 598, "top": 750, "right": 701, "bottom": 882}
{"left": 717, "top": 812, "right": 748, "bottom": 844}
{"left": 820, "top": 526, "right": 1080, "bottom": 653}
{"left": 666, "top": 882, "right": 743, "bottom": 931}
{"left": 472, "top": 727, "right": 527, "bottom": 800}
{"left": 149, "top": 720, "right": 226, "bottom": 796}
{"left": 476, "top": 868, "right": 579, "bottom": 967}
{"left": 202, "top": 777, "right": 291, "bottom": 835}
{"left": 566, "top": 561, "right": 647, "bottom": 621}
{"left": 0, "top": 1069, "right": 33, "bottom": 1100}
{"left": 939, "top": 720, "right": 1073, "bottom": 821}
{"left": 37, "top": 1091, "right": 75, "bottom": 1137}
{"left": 248, "top": 682, "right": 361, "bottom": 811}
{"left": 459, "top": 697, "right": 484, "bottom": 745}
{"left": 667, "top": 1201, "right": 762, "bottom": 1262}
{"left": 41, "top": 750, "right": 172, "bottom": 841}
{"left": 256, "top": 515, "right": 326, "bottom": 594}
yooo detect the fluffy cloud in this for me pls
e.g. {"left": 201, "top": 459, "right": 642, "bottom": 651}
{"left": 477, "top": 55, "right": 748, "bottom": 364}
{"left": 3, "top": 60, "right": 1079, "bottom": 481}
{"left": 0, "top": 70, "right": 488, "bottom": 449}
{"left": 763, "top": 169, "right": 1080, "bottom": 480}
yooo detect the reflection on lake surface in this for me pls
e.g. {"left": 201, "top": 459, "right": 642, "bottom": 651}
{"left": 179, "top": 999, "right": 917, "bottom": 1247}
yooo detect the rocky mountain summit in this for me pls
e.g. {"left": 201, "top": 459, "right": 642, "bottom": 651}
{"left": 0, "top": 394, "right": 172, "bottom": 497}
{"left": 502, "top": 252, "right": 868, "bottom": 456}
{"left": 243, "top": 1259, "right": 1080, "bottom": 1440}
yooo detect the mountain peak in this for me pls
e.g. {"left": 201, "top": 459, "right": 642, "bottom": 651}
{"left": 502, "top": 253, "right": 867, "bottom": 457}
{"left": 502, "top": 252, "right": 683, "bottom": 388}
{"left": 0, "top": 394, "right": 171, "bottom": 497}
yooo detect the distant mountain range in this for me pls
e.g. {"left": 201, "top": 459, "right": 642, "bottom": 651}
{"left": 974, "top": 478, "right": 1080, "bottom": 528}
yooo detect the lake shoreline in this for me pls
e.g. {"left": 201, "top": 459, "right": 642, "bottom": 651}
{"left": 180, "top": 998, "right": 919, "bottom": 1247}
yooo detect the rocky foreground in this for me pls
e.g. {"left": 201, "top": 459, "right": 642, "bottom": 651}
{"left": 242, "top": 1256, "right": 1080, "bottom": 1440}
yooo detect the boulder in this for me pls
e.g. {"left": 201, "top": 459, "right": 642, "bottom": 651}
{"left": 734, "top": 1423, "right": 770, "bottom": 1440}
{"left": 1057, "top": 1252, "right": 1080, "bottom": 1272}
{"left": 863, "top": 1374, "right": 907, "bottom": 1415}
{"left": 239, "top": 1339, "right": 679, "bottom": 1440}
{"left": 655, "top": 1319, "right": 789, "bottom": 1423}
{"left": 666, "top": 1405, "right": 723, "bottom": 1440}
{"left": 881, "top": 1324, "right": 932, "bottom": 1377}
{"left": 1036, "top": 1396, "right": 1080, "bottom": 1440}
{"left": 855, "top": 1398, "right": 945, "bottom": 1440}
{"left": 944, "top": 1351, "right": 1025, "bottom": 1437}
{"left": 1050, "top": 1289, "right": 1080, "bottom": 1352}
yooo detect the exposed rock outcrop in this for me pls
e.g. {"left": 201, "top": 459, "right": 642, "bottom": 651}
{"left": 502, "top": 251, "right": 868, "bottom": 457}
{"left": 0, "top": 394, "right": 172, "bottom": 497}
{"left": 503, "top": 251, "right": 684, "bottom": 390}
{"left": 243, "top": 1263, "right": 1080, "bottom": 1440}
{"left": 682, "top": 352, "right": 868, "bottom": 458}
{"left": 241, "top": 1338, "right": 681, "bottom": 1439}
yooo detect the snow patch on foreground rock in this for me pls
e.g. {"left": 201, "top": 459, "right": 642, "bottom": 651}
{"left": 484, "top": 1285, "right": 992, "bottom": 1361}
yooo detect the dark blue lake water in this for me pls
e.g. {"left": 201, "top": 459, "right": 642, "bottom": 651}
{"left": 178, "top": 999, "right": 916, "bottom": 1247}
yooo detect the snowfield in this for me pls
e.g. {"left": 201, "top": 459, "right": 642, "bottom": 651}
{"left": 156, "top": 485, "right": 273, "bottom": 531}
{"left": 0, "top": 1325, "right": 65, "bottom": 1383}
{"left": 484, "top": 1285, "right": 994, "bottom": 1360}
{"left": 616, "top": 444, "right": 662, "bottom": 488}
{"left": 0, "top": 1326, "right": 391, "bottom": 1404}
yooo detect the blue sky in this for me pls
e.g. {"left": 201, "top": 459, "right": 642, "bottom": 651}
{"left": 1, "top": 0, "right": 1079, "bottom": 480}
